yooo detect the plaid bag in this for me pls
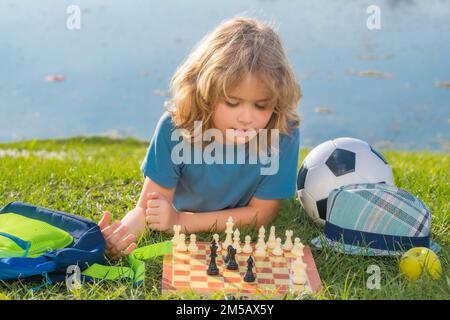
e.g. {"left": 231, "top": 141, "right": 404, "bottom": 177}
{"left": 311, "top": 183, "right": 440, "bottom": 256}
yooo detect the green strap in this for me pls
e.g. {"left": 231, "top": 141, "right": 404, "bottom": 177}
{"left": 80, "top": 241, "right": 173, "bottom": 285}
{"left": 81, "top": 264, "right": 135, "bottom": 281}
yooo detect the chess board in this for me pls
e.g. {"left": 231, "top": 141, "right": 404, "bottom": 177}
{"left": 162, "top": 242, "right": 322, "bottom": 298}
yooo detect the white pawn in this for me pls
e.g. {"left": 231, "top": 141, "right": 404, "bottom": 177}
{"left": 172, "top": 225, "right": 181, "bottom": 246}
{"left": 188, "top": 234, "right": 198, "bottom": 252}
{"left": 233, "top": 229, "right": 242, "bottom": 253}
{"left": 283, "top": 230, "right": 294, "bottom": 251}
{"left": 272, "top": 237, "right": 283, "bottom": 256}
{"left": 267, "top": 226, "right": 277, "bottom": 249}
{"left": 291, "top": 238, "right": 305, "bottom": 258}
{"left": 213, "top": 234, "right": 221, "bottom": 252}
{"left": 256, "top": 226, "right": 267, "bottom": 250}
{"left": 176, "top": 233, "right": 188, "bottom": 252}
{"left": 242, "top": 235, "right": 253, "bottom": 254}
{"left": 255, "top": 243, "right": 266, "bottom": 257}
{"left": 292, "top": 258, "right": 307, "bottom": 285}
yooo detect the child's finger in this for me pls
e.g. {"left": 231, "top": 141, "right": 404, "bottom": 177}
{"left": 101, "top": 220, "right": 121, "bottom": 239}
{"left": 146, "top": 199, "right": 161, "bottom": 208}
{"left": 117, "top": 234, "right": 136, "bottom": 252}
{"left": 146, "top": 207, "right": 160, "bottom": 216}
{"left": 106, "top": 224, "right": 129, "bottom": 244}
{"left": 98, "top": 211, "right": 111, "bottom": 230}
{"left": 148, "top": 222, "right": 161, "bottom": 230}
{"left": 122, "top": 242, "right": 137, "bottom": 256}
{"left": 146, "top": 215, "right": 159, "bottom": 224}
{"left": 147, "top": 192, "right": 159, "bottom": 200}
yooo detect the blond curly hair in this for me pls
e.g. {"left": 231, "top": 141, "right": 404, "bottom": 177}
{"left": 165, "top": 16, "right": 301, "bottom": 149}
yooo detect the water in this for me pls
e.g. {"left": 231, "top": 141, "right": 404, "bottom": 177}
{"left": 1, "top": 0, "right": 449, "bottom": 151}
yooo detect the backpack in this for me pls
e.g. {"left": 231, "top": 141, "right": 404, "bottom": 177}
{"left": 0, "top": 201, "right": 172, "bottom": 288}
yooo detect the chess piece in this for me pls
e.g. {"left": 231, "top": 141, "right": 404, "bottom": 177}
{"left": 222, "top": 216, "right": 234, "bottom": 250}
{"left": 176, "top": 233, "right": 188, "bottom": 252}
{"left": 272, "top": 237, "right": 283, "bottom": 256}
{"left": 242, "top": 235, "right": 253, "bottom": 254}
{"left": 243, "top": 256, "right": 256, "bottom": 283}
{"left": 172, "top": 225, "right": 181, "bottom": 246}
{"left": 188, "top": 234, "right": 198, "bottom": 252}
{"left": 207, "top": 240, "right": 219, "bottom": 275}
{"left": 267, "top": 226, "right": 277, "bottom": 249}
{"left": 291, "top": 238, "right": 305, "bottom": 258}
{"left": 224, "top": 245, "right": 233, "bottom": 264}
{"left": 213, "top": 234, "right": 221, "bottom": 252}
{"left": 226, "top": 247, "right": 238, "bottom": 270}
{"left": 292, "top": 257, "right": 307, "bottom": 285}
{"left": 254, "top": 243, "right": 266, "bottom": 257}
{"left": 256, "top": 226, "right": 267, "bottom": 251}
{"left": 233, "top": 229, "right": 242, "bottom": 253}
{"left": 283, "top": 230, "right": 294, "bottom": 251}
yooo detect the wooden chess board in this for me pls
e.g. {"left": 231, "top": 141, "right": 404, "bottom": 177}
{"left": 162, "top": 242, "right": 322, "bottom": 298}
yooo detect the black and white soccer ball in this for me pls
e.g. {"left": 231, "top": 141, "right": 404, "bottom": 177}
{"left": 297, "top": 137, "right": 394, "bottom": 225}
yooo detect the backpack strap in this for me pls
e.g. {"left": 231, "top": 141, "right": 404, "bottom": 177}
{"left": 80, "top": 241, "right": 173, "bottom": 285}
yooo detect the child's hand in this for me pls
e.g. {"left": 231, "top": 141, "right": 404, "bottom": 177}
{"left": 98, "top": 211, "right": 137, "bottom": 260}
{"left": 146, "top": 192, "right": 179, "bottom": 232}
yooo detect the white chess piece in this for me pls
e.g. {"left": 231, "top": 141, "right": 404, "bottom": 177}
{"left": 233, "top": 229, "right": 242, "bottom": 253}
{"left": 242, "top": 235, "right": 253, "bottom": 254}
{"left": 255, "top": 243, "right": 266, "bottom": 257}
{"left": 172, "top": 225, "right": 181, "bottom": 246}
{"left": 188, "top": 234, "right": 198, "bottom": 252}
{"left": 176, "top": 233, "right": 188, "bottom": 252}
{"left": 213, "top": 234, "right": 221, "bottom": 252}
{"left": 283, "top": 230, "right": 294, "bottom": 251}
{"left": 222, "top": 216, "right": 234, "bottom": 249}
{"left": 291, "top": 238, "right": 304, "bottom": 257}
{"left": 267, "top": 226, "right": 277, "bottom": 249}
{"left": 292, "top": 257, "right": 307, "bottom": 285}
{"left": 272, "top": 237, "right": 283, "bottom": 256}
{"left": 256, "top": 226, "right": 267, "bottom": 250}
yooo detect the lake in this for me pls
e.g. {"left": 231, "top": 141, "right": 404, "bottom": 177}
{"left": 1, "top": 0, "right": 449, "bottom": 151}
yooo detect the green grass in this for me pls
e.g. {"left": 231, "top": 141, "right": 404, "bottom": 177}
{"left": 0, "top": 136, "right": 448, "bottom": 300}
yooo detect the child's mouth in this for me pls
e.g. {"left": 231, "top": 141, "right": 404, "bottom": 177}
{"left": 232, "top": 128, "right": 256, "bottom": 137}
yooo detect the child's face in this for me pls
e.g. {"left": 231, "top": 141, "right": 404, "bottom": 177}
{"left": 212, "top": 73, "right": 274, "bottom": 145}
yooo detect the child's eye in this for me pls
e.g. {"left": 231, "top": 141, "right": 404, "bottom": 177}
{"left": 255, "top": 104, "right": 266, "bottom": 110}
{"left": 225, "top": 101, "right": 239, "bottom": 107}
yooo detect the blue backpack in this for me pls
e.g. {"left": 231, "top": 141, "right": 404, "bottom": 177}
{"left": 0, "top": 201, "right": 107, "bottom": 283}
{"left": 0, "top": 201, "right": 173, "bottom": 289}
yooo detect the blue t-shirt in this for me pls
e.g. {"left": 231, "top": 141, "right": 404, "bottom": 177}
{"left": 141, "top": 112, "right": 300, "bottom": 213}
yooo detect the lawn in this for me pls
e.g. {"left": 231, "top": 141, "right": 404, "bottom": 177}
{"left": 0, "top": 137, "right": 448, "bottom": 300}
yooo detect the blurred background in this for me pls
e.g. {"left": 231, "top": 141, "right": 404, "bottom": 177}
{"left": 0, "top": 0, "right": 449, "bottom": 151}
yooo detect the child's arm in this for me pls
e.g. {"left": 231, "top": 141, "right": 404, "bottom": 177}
{"left": 121, "top": 177, "right": 176, "bottom": 236}
{"left": 177, "top": 197, "right": 282, "bottom": 234}
{"left": 145, "top": 192, "right": 282, "bottom": 234}
{"left": 98, "top": 177, "right": 175, "bottom": 260}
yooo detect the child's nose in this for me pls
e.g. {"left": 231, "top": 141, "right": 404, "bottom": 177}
{"left": 237, "top": 105, "right": 254, "bottom": 125}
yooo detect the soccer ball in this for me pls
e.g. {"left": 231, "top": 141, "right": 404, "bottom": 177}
{"left": 297, "top": 137, "right": 394, "bottom": 225}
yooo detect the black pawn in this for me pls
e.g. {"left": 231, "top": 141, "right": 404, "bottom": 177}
{"left": 244, "top": 256, "right": 256, "bottom": 283}
{"left": 207, "top": 240, "right": 219, "bottom": 275}
{"left": 226, "top": 247, "right": 238, "bottom": 270}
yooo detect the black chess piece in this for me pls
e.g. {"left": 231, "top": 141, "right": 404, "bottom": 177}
{"left": 209, "top": 239, "right": 218, "bottom": 258}
{"left": 224, "top": 245, "right": 233, "bottom": 264}
{"left": 207, "top": 240, "right": 219, "bottom": 275}
{"left": 244, "top": 256, "right": 256, "bottom": 282}
{"left": 226, "top": 247, "right": 238, "bottom": 270}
